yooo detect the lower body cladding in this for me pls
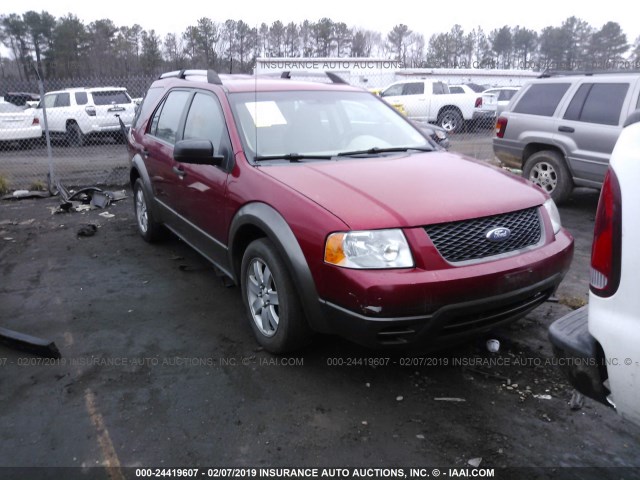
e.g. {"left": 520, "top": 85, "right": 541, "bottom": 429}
{"left": 313, "top": 232, "right": 573, "bottom": 348}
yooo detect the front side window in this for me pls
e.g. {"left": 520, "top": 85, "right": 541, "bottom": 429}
{"left": 183, "top": 92, "right": 227, "bottom": 151}
{"left": 150, "top": 90, "right": 190, "bottom": 145}
{"left": 402, "top": 83, "right": 424, "bottom": 95}
{"left": 381, "top": 84, "right": 404, "bottom": 97}
{"left": 512, "top": 83, "right": 570, "bottom": 116}
{"left": 55, "top": 93, "right": 70, "bottom": 108}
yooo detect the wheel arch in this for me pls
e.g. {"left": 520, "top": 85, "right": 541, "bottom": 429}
{"left": 228, "top": 202, "right": 327, "bottom": 332}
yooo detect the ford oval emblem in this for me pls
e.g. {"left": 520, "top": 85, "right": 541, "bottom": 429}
{"left": 486, "top": 227, "right": 511, "bottom": 243}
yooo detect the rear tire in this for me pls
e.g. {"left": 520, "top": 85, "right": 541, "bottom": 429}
{"left": 241, "top": 238, "right": 312, "bottom": 353}
{"left": 523, "top": 150, "right": 573, "bottom": 204}
{"left": 66, "top": 122, "right": 85, "bottom": 147}
{"left": 133, "top": 178, "right": 163, "bottom": 242}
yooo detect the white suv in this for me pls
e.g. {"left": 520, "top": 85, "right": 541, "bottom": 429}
{"left": 550, "top": 110, "right": 640, "bottom": 427}
{"left": 36, "top": 87, "right": 135, "bottom": 146}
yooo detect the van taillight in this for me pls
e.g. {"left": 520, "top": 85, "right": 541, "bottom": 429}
{"left": 590, "top": 168, "right": 621, "bottom": 297}
{"left": 495, "top": 117, "right": 508, "bottom": 138}
{"left": 475, "top": 97, "right": 482, "bottom": 108}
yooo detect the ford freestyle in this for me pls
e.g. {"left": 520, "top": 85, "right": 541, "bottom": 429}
{"left": 127, "top": 69, "right": 574, "bottom": 353}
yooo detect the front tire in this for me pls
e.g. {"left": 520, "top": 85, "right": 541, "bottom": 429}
{"left": 133, "top": 178, "right": 163, "bottom": 242}
{"left": 523, "top": 150, "right": 573, "bottom": 204}
{"left": 241, "top": 238, "right": 312, "bottom": 353}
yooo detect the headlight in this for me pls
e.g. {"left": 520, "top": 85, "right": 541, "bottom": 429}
{"left": 324, "top": 229, "right": 414, "bottom": 269}
{"left": 543, "top": 198, "right": 562, "bottom": 234}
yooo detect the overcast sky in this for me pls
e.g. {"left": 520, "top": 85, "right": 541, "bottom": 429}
{"left": 4, "top": 0, "right": 640, "bottom": 50}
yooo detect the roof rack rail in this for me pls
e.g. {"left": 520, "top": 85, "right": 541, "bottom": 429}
{"left": 279, "top": 71, "right": 349, "bottom": 84}
{"left": 159, "top": 69, "right": 223, "bottom": 85}
{"left": 538, "top": 69, "right": 640, "bottom": 78}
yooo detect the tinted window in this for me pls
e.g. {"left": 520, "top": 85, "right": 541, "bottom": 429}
{"left": 75, "top": 92, "right": 88, "bottom": 105}
{"left": 564, "top": 83, "right": 629, "bottom": 126}
{"left": 402, "top": 83, "right": 424, "bottom": 95}
{"left": 183, "top": 93, "right": 226, "bottom": 150}
{"left": 55, "top": 93, "right": 70, "bottom": 108}
{"left": 449, "top": 86, "right": 464, "bottom": 94}
{"left": 466, "top": 83, "right": 485, "bottom": 93}
{"left": 499, "top": 90, "right": 517, "bottom": 101}
{"left": 92, "top": 91, "right": 131, "bottom": 105}
{"left": 513, "top": 83, "right": 570, "bottom": 116}
{"left": 433, "top": 82, "right": 447, "bottom": 95}
{"left": 151, "top": 90, "right": 190, "bottom": 144}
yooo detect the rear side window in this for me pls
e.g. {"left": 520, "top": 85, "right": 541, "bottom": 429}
{"left": 92, "top": 90, "right": 131, "bottom": 105}
{"left": 512, "top": 83, "right": 570, "bottom": 116}
{"left": 132, "top": 86, "right": 165, "bottom": 129}
{"left": 150, "top": 90, "right": 190, "bottom": 144}
{"left": 564, "top": 83, "right": 629, "bottom": 126}
{"left": 75, "top": 92, "right": 88, "bottom": 105}
{"left": 449, "top": 86, "right": 464, "bottom": 94}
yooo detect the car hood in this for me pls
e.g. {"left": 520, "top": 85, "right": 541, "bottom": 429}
{"left": 260, "top": 152, "right": 546, "bottom": 230}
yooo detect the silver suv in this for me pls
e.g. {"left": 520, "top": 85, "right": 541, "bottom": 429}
{"left": 493, "top": 72, "right": 640, "bottom": 203}
{"left": 36, "top": 87, "right": 135, "bottom": 146}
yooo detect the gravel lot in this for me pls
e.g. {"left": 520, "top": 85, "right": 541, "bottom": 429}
{"left": 0, "top": 175, "right": 639, "bottom": 479}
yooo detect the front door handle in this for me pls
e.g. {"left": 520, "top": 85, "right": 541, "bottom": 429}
{"left": 558, "top": 126, "right": 575, "bottom": 133}
{"left": 173, "top": 166, "right": 186, "bottom": 178}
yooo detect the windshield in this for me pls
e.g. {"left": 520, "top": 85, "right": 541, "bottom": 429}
{"left": 229, "top": 90, "right": 431, "bottom": 161}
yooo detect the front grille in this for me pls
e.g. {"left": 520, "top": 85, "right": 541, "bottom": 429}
{"left": 424, "top": 207, "right": 542, "bottom": 263}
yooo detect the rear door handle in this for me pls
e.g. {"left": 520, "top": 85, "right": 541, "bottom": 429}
{"left": 173, "top": 166, "right": 186, "bottom": 178}
{"left": 558, "top": 126, "right": 575, "bottom": 133}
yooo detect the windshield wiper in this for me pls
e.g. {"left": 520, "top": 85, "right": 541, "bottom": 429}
{"left": 254, "top": 153, "right": 334, "bottom": 163}
{"left": 337, "top": 146, "right": 433, "bottom": 157}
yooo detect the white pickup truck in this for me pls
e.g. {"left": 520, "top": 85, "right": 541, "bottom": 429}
{"left": 379, "top": 79, "right": 478, "bottom": 133}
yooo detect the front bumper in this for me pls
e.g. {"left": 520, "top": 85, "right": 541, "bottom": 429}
{"left": 322, "top": 273, "right": 562, "bottom": 347}
{"left": 548, "top": 306, "right": 610, "bottom": 405}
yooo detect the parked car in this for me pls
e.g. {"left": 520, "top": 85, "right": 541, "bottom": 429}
{"left": 4, "top": 92, "right": 40, "bottom": 107}
{"left": 411, "top": 120, "right": 450, "bottom": 150}
{"left": 379, "top": 79, "right": 478, "bottom": 132}
{"left": 549, "top": 111, "right": 640, "bottom": 427}
{"left": 0, "top": 101, "right": 42, "bottom": 146}
{"left": 35, "top": 87, "right": 136, "bottom": 146}
{"left": 493, "top": 72, "right": 640, "bottom": 203}
{"left": 128, "top": 69, "right": 573, "bottom": 353}
{"left": 473, "top": 87, "right": 520, "bottom": 126}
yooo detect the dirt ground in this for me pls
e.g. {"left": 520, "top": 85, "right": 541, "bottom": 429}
{"left": 1, "top": 186, "right": 639, "bottom": 479}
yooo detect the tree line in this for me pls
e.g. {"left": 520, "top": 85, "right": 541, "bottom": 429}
{"left": 2, "top": 11, "right": 640, "bottom": 81}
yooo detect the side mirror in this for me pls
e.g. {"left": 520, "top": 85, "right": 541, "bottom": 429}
{"left": 173, "top": 139, "right": 224, "bottom": 166}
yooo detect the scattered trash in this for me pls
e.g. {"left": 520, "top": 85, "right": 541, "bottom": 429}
{"left": 53, "top": 181, "right": 127, "bottom": 214}
{"left": 396, "top": 396, "right": 404, "bottom": 402}
{"left": 361, "top": 421, "right": 368, "bottom": 426}
{"left": 98, "top": 212, "right": 115, "bottom": 218}
{"left": 486, "top": 338, "right": 500, "bottom": 353}
{"left": 541, "top": 413, "right": 552, "bottom": 422}
{"left": 416, "top": 434, "right": 425, "bottom": 440}
{"left": 0, "top": 326, "right": 61, "bottom": 358}
{"left": 468, "top": 458, "right": 482, "bottom": 468}
{"left": 77, "top": 224, "right": 98, "bottom": 237}
{"left": 365, "top": 382, "right": 371, "bottom": 388}
{"left": 19, "top": 219, "right": 35, "bottom": 225}
{"left": 534, "top": 394, "right": 552, "bottom": 400}
{"left": 434, "top": 397, "right": 466, "bottom": 402}
{"left": 3, "top": 237, "right": 14, "bottom": 241}
{"left": 569, "top": 390, "right": 585, "bottom": 410}
{"left": 2, "top": 189, "right": 50, "bottom": 201}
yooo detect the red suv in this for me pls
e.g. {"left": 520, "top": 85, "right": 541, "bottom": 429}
{"left": 128, "top": 69, "right": 574, "bottom": 353}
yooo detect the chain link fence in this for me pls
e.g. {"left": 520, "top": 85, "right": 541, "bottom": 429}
{"left": 1, "top": 70, "right": 525, "bottom": 193}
